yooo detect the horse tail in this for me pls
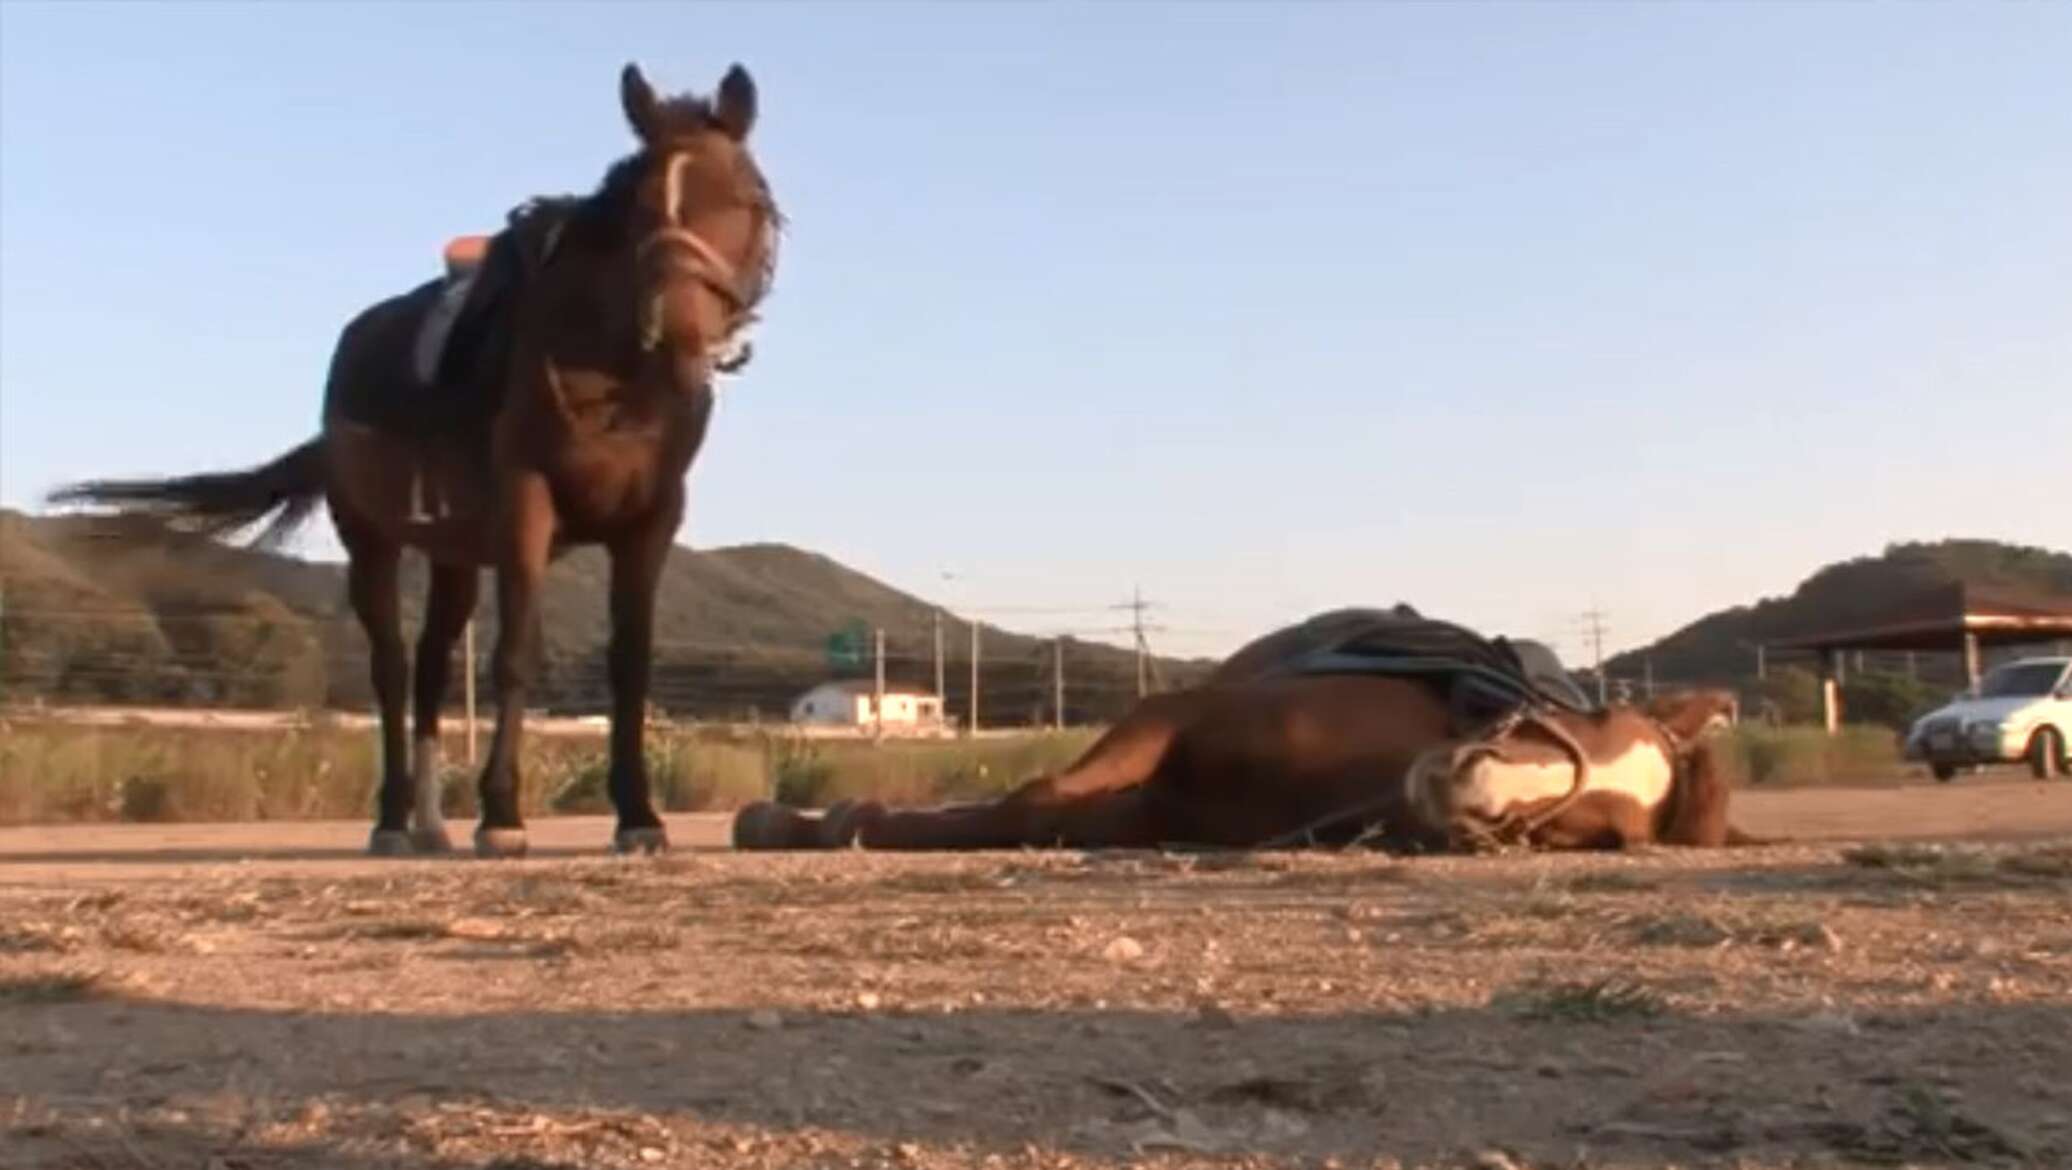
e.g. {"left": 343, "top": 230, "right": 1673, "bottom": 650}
{"left": 48, "top": 436, "right": 327, "bottom": 551}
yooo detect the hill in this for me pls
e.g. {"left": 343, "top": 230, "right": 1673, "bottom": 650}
{"left": 1605, "top": 539, "right": 2072, "bottom": 694}
{"left": 0, "top": 509, "right": 1214, "bottom": 723}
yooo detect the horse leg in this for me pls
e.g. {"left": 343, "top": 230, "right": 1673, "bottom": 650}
{"left": 603, "top": 503, "right": 678, "bottom": 855}
{"left": 406, "top": 562, "right": 480, "bottom": 853}
{"left": 341, "top": 532, "right": 413, "bottom": 857}
{"left": 1654, "top": 740, "right": 1748, "bottom": 848}
{"left": 833, "top": 783, "right": 1162, "bottom": 850}
{"left": 475, "top": 473, "right": 555, "bottom": 859}
{"left": 732, "top": 691, "right": 1203, "bottom": 851}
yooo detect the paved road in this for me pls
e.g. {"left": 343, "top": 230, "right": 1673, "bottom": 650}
{"left": 1, "top": 774, "right": 2067, "bottom": 886}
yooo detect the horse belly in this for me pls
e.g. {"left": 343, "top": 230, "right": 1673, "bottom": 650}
{"left": 1152, "top": 677, "right": 1446, "bottom": 846}
{"left": 323, "top": 423, "right": 495, "bottom": 564}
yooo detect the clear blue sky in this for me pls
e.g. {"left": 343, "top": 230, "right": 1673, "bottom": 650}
{"left": 3, "top": 2, "right": 2067, "bottom": 665}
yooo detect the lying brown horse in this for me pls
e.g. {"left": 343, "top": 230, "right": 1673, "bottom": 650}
{"left": 735, "top": 616, "right": 1752, "bottom": 854}
{"left": 53, "top": 64, "right": 780, "bottom": 859}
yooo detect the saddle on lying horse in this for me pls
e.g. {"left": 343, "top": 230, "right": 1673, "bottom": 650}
{"left": 1215, "top": 604, "right": 1597, "bottom": 738}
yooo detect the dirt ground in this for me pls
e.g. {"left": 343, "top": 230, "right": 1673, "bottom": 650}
{"left": 4, "top": 775, "right": 2070, "bottom": 1170}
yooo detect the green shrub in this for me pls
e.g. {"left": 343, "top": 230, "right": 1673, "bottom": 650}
{"left": 1724, "top": 723, "right": 1901, "bottom": 786}
{"left": 1840, "top": 671, "right": 1941, "bottom": 732}
{"left": 770, "top": 738, "right": 836, "bottom": 807}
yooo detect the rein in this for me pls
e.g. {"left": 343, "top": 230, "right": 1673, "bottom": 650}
{"left": 1243, "top": 701, "right": 1595, "bottom": 854}
{"left": 1242, "top": 699, "right": 1707, "bottom": 857}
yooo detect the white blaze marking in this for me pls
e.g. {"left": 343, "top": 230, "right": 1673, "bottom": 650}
{"left": 1453, "top": 739, "right": 1673, "bottom": 821}
{"left": 663, "top": 153, "right": 694, "bottom": 224}
{"left": 413, "top": 737, "right": 446, "bottom": 835}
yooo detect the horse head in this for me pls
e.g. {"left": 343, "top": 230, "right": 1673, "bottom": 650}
{"left": 1403, "top": 702, "right": 1729, "bottom": 850}
{"left": 534, "top": 62, "right": 780, "bottom": 399}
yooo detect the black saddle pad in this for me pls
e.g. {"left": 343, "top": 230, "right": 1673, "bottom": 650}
{"left": 1264, "top": 604, "right": 1597, "bottom": 729}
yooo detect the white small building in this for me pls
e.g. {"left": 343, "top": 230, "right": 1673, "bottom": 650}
{"left": 790, "top": 680, "right": 946, "bottom": 733}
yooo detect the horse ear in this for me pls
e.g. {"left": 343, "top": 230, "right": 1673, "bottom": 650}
{"left": 621, "top": 63, "right": 661, "bottom": 143}
{"left": 713, "top": 63, "right": 757, "bottom": 140}
{"left": 1648, "top": 689, "right": 1735, "bottom": 742}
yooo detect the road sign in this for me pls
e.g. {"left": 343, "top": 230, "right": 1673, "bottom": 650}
{"left": 826, "top": 619, "right": 869, "bottom": 672}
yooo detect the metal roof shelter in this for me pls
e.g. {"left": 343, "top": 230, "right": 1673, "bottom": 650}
{"left": 1770, "top": 582, "right": 2072, "bottom": 733}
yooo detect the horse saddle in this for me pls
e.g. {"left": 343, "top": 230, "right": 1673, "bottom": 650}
{"left": 410, "top": 236, "right": 490, "bottom": 388}
{"left": 410, "top": 201, "right": 571, "bottom": 393}
{"left": 1263, "top": 605, "right": 1599, "bottom": 732}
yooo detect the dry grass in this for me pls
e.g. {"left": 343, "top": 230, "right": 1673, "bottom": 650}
{"left": 1492, "top": 976, "right": 1668, "bottom": 1022}
{"left": 1842, "top": 840, "right": 2072, "bottom": 887}
{"left": 1560, "top": 870, "right": 1663, "bottom": 894}
{"left": 0, "top": 970, "right": 102, "bottom": 1004}
{"left": 769, "top": 730, "right": 1101, "bottom": 807}
{"left": 0, "top": 720, "right": 1098, "bottom": 826}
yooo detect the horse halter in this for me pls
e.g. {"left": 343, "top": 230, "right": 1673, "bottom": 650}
{"left": 634, "top": 151, "right": 764, "bottom": 363}
{"left": 1446, "top": 705, "right": 1596, "bottom": 851}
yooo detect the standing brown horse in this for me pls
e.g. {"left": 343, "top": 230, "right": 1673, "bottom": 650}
{"left": 51, "top": 63, "right": 781, "bottom": 859}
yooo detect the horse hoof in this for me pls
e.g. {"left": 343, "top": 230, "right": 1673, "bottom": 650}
{"left": 368, "top": 829, "right": 413, "bottom": 857}
{"left": 613, "top": 826, "right": 670, "bottom": 856}
{"left": 410, "top": 827, "right": 455, "bottom": 854}
{"left": 474, "top": 827, "right": 530, "bottom": 859}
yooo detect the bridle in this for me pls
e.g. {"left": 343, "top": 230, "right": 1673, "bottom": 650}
{"left": 633, "top": 150, "right": 773, "bottom": 366}
{"left": 1228, "top": 696, "right": 1723, "bottom": 857}
{"left": 1444, "top": 705, "right": 1596, "bottom": 851}
{"left": 1242, "top": 701, "right": 1598, "bottom": 854}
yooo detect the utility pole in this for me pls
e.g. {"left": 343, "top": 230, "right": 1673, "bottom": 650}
{"left": 1643, "top": 657, "right": 1655, "bottom": 700}
{"left": 1580, "top": 607, "right": 1609, "bottom": 706}
{"left": 1112, "top": 586, "right": 1161, "bottom": 698}
{"left": 932, "top": 610, "right": 945, "bottom": 709}
{"left": 1132, "top": 586, "right": 1149, "bottom": 697}
{"left": 873, "top": 627, "right": 886, "bottom": 742}
{"left": 968, "top": 619, "right": 981, "bottom": 736}
{"left": 1756, "top": 643, "right": 1767, "bottom": 682}
{"left": 1133, "top": 589, "right": 1148, "bottom": 697}
{"left": 463, "top": 616, "right": 478, "bottom": 765}
{"left": 1052, "top": 637, "right": 1065, "bottom": 731}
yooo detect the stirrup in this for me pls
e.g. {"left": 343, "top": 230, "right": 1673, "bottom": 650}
{"left": 407, "top": 466, "right": 448, "bottom": 522}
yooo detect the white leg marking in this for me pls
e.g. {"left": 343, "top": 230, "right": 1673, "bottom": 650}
{"left": 413, "top": 737, "right": 446, "bottom": 834}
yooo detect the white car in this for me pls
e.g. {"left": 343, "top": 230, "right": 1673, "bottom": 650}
{"left": 1904, "top": 656, "right": 2072, "bottom": 781}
